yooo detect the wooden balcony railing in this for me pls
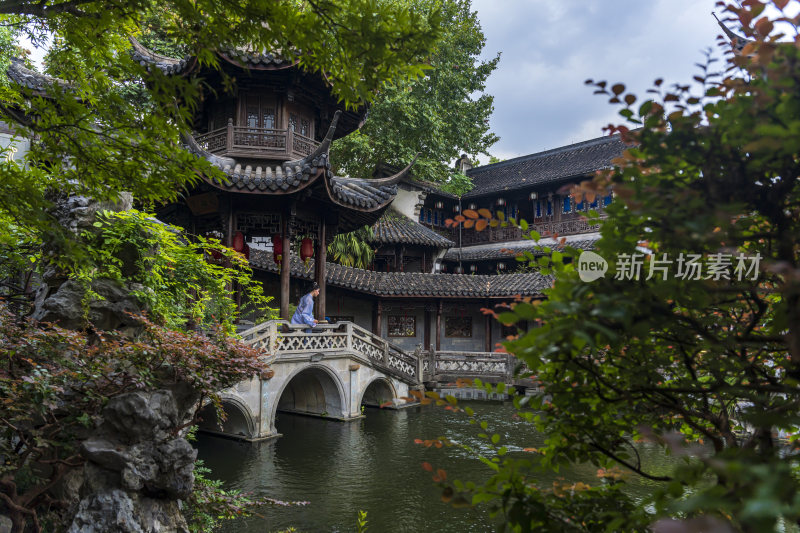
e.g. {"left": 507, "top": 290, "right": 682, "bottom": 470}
{"left": 194, "top": 122, "right": 320, "bottom": 161}
{"left": 444, "top": 215, "right": 604, "bottom": 246}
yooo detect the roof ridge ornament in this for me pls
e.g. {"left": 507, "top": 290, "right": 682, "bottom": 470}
{"left": 366, "top": 153, "right": 420, "bottom": 186}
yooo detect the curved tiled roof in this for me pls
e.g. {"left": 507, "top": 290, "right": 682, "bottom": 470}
{"left": 443, "top": 236, "right": 599, "bottom": 262}
{"left": 250, "top": 250, "right": 550, "bottom": 298}
{"left": 462, "top": 135, "right": 626, "bottom": 199}
{"left": 371, "top": 210, "right": 454, "bottom": 248}
{"left": 7, "top": 58, "right": 72, "bottom": 93}
{"left": 129, "top": 38, "right": 193, "bottom": 75}
{"left": 184, "top": 112, "right": 413, "bottom": 212}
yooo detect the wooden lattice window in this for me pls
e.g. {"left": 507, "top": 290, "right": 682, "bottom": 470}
{"left": 445, "top": 316, "right": 472, "bottom": 337}
{"left": 388, "top": 315, "right": 416, "bottom": 337}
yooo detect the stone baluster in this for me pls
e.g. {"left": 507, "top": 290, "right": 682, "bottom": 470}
{"left": 226, "top": 118, "right": 234, "bottom": 151}
{"left": 345, "top": 321, "right": 353, "bottom": 352}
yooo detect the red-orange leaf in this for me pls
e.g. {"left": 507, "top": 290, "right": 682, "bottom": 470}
{"left": 478, "top": 208, "right": 492, "bottom": 218}
{"left": 475, "top": 219, "right": 488, "bottom": 232}
{"left": 437, "top": 468, "right": 447, "bottom": 481}
{"left": 422, "top": 462, "right": 433, "bottom": 472}
{"left": 463, "top": 209, "right": 479, "bottom": 219}
{"left": 463, "top": 220, "right": 475, "bottom": 229}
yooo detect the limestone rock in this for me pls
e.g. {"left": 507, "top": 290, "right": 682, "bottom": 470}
{"left": 68, "top": 489, "right": 188, "bottom": 533}
{"left": 102, "top": 391, "right": 179, "bottom": 443}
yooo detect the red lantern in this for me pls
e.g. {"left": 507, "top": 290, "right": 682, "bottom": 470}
{"left": 272, "top": 237, "right": 283, "bottom": 255}
{"left": 271, "top": 233, "right": 280, "bottom": 245}
{"left": 233, "top": 231, "right": 245, "bottom": 252}
{"left": 300, "top": 238, "right": 314, "bottom": 262}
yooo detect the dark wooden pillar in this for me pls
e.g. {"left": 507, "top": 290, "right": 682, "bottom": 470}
{"left": 485, "top": 301, "right": 492, "bottom": 352}
{"left": 280, "top": 215, "right": 291, "bottom": 319}
{"left": 435, "top": 300, "right": 442, "bottom": 351}
{"left": 315, "top": 221, "right": 327, "bottom": 320}
{"left": 424, "top": 307, "right": 432, "bottom": 351}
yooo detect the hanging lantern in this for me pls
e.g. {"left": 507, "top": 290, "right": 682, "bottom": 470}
{"left": 271, "top": 233, "right": 280, "bottom": 245}
{"left": 470, "top": 264, "right": 477, "bottom": 273}
{"left": 454, "top": 265, "right": 464, "bottom": 274}
{"left": 496, "top": 198, "right": 506, "bottom": 207}
{"left": 232, "top": 231, "right": 245, "bottom": 252}
{"left": 272, "top": 237, "right": 283, "bottom": 255}
{"left": 529, "top": 191, "right": 538, "bottom": 200}
{"left": 273, "top": 251, "right": 282, "bottom": 265}
{"left": 300, "top": 237, "right": 314, "bottom": 262}
{"left": 497, "top": 262, "right": 506, "bottom": 271}
{"left": 435, "top": 201, "right": 444, "bottom": 209}
{"left": 468, "top": 203, "right": 477, "bottom": 210}
{"left": 453, "top": 205, "right": 460, "bottom": 212}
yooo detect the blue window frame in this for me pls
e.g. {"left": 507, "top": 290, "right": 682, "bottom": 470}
{"left": 535, "top": 201, "right": 541, "bottom": 218}
{"left": 603, "top": 194, "right": 612, "bottom": 207}
{"left": 426, "top": 209, "right": 432, "bottom": 224}
{"left": 433, "top": 211, "right": 439, "bottom": 226}
{"left": 590, "top": 196, "right": 598, "bottom": 209}
{"left": 546, "top": 200, "right": 553, "bottom": 216}
{"left": 419, "top": 210, "right": 425, "bottom": 223}
{"left": 563, "top": 197, "right": 571, "bottom": 213}
{"left": 576, "top": 196, "right": 585, "bottom": 211}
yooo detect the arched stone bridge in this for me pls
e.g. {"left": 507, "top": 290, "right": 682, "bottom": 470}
{"left": 199, "top": 320, "right": 422, "bottom": 441}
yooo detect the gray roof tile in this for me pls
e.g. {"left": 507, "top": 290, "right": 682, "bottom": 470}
{"left": 371, "top": 210, "right": 454, "bottom": 248}
{"left": 462, "top": 135, "right": 626, "bottom": 199}
{"left": 250, "top": 250, "right": 550, "bottom": 298}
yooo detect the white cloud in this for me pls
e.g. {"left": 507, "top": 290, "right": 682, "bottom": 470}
{"left": 470, "top": 0, "right": 726, "bottom": 159}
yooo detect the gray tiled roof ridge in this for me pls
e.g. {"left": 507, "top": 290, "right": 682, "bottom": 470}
{"left": 370, "top": 209, "right": 455, "bottom": 247}
{"left": 249, "top": 249, "right": 550, "bottom": 297}
{"left": 467, "top": 133, "right": 623, "bottom": 177}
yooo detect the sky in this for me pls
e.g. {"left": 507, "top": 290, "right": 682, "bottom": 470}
{"left": 468, "top": 0, "right": 729, "bottom": 163}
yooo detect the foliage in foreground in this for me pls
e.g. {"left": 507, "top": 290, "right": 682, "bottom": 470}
{"left": 434, "top": 1, "right": 800, "bottom": 531}
{"left": 0, "top": 305, "right": 269, "bottom": 530}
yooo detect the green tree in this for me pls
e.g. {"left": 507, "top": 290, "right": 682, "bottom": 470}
{"left": 438, "top": 1, "right": 800, "bottom": 531}
{"left": 331, "top": 0, "right": 498, "bottom": 185}
{"left": 327, "top": 225, "right": 376, "bottom": 269}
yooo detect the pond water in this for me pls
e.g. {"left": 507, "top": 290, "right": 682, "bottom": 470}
{"left": 196, "top": 401, "right": 676, "bottom": 533}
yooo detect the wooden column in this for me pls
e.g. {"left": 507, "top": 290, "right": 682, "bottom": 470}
{"left": 424, "top": 307, "right": 432, "bottom": 351}
{"left": 315, "top": 221, "right": 327, "bottom": 320}
{"left": 435, "top": 300, "right": 442, "bottom": 351}
{"left": 485, "top": 301, "right": 492, "bottom": 352}
{"left": 375, "top": 301, "right": 383, "bottom": 337}
{"left": 280, "top": 215, "right": 291, "bottom": 319}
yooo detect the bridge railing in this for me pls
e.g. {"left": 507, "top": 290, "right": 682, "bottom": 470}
{"left": 422, "top": 351, "right": 517, "bottom": 384}
{"left": 239, "top": 320, "right": 420, "bottom": 384}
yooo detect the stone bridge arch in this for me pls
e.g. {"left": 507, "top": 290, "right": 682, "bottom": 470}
{"left": 197, "top": 394, "right": 258, "bottom": 440}
{"left": 270, "top": 364, "right": 348, "bottom": 433}
{"left": 359, "top": 377, "right": 398, "bottom": 408}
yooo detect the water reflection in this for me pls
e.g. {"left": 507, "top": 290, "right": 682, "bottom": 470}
{"left": 196, "top": 402, "right": 675, "bottom": 532}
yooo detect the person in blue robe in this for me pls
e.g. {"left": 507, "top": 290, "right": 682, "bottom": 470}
{"left": 291, "top": 282, "right": 320, "bottom": 331}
